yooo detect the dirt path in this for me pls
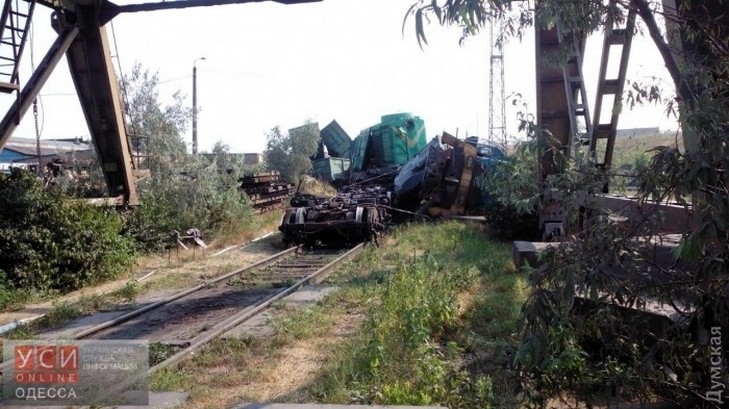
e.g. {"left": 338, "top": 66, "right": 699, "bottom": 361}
{"left": 179, "top": 310, "right": 363, "bottom": 409}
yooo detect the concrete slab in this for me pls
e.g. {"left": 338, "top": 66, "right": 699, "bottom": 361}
{"left": 222, "top": 303, "right": 274, "bottom": 338}
{"left": 596, "top": 195, "right": 691, "bottom": 234}
{"left": 232, "top": 405, "right": 443, "bottom": 409}
{"left": 113, "top": 391, "right": 190, "bottom": 409}
{"left": 1, "top": 392, "right": 189, "bottom": 409}
{"left": 512, "top": 241, "right": 556, "bottom": 269}
{"left": 278, "top": 285, "right": 338, "bottom": 307}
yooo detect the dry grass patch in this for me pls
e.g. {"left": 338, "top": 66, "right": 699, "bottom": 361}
{"left": 297, "top": 175, "right": 337, "bottom": 197}
{"left": 166, "top": 309, "right": 365, "bottom": 409}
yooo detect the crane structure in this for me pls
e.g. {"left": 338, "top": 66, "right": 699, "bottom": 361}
{"left": 0, "top": 0, "right": 320, "bottom": 205}
{"left": 534, "top": 2, "right": 638, "bottom": 240}
{"left": 532, "top": 0, "right": 723, "bottom": 240}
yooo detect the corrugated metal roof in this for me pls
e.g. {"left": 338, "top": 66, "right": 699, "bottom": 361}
{"left": 5, "top": 137, "right": 90, "bottom": 151}
{"left": 1, "top": 137, "right": 92, "bottom": 158}
{"left": 11, "top": 149, "right": 97, "bottom": 165}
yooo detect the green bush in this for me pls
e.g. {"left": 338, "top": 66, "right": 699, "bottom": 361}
{"left": 0, "top": 169, "right": 136, "bottom": 297}
{"left": 122, "top": 159, "right": 254, "bottom": 253}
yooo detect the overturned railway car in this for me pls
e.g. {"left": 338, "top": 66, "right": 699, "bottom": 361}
{"left": 279, "top": 186, "right": 390, "bottom": 246}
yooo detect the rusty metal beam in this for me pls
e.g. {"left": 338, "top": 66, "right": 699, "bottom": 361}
{"left": 60, "top": 8, "right": 139, "bottom": 204}
{"left": 99, "top": 0, "right": 321, "bottom": 24}
{"left": 0, "top": 25, "right": 79, "bottom": 151}
{"left": 535, "top": 26, "right": 571, "bottom": 182}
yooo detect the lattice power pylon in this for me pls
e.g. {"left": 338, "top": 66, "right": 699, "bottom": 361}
{"left": 488, "top": 19, "right": 506, "bottom": 146}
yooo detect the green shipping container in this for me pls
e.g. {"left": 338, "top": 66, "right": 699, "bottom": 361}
{"left": 311, "top": 157, "right": 351, "bottom": 182}
{"left": 320, "top": 120, "right": 352, "bottom": 158}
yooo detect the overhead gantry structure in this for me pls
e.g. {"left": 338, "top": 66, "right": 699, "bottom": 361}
{"left": 534, "top": 2, "right": 637, "bottom": 239}
{"left": 0, "top": 0, "right": 320, "bottom": 205}
{"left": 533, "top": 0, "right": 728, "bottom": 240}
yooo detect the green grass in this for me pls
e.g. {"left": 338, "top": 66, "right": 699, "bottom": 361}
{"left": 611, "top": 132, "right": 683, "bottom": 170}
{"left": 270, "top": 304, "right": 335, "bottom": 345}
{"left": 112, "top": 280, "right": 141, "bottom": 304}
{"left": 150, "top": 367, "right": 189, "bottom": 391}
{"left": 609, "top": 132, "right": 684, "bottom": 193}
{"left": 309, "top": 220, "right": 523, "bottom": 409}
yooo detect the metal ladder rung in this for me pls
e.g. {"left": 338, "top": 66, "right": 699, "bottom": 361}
{"left": 594, "top": 124, "right": 613, "bottom": 139}
{"left": 600, "top": 79, "right": 621, "bottom": 94}
{"left": 567, "top": 76, "right": 582, "bottom": 83}
{"left": 542, "top": 111, "right": 571, "bottom": 119}
{"left": 607, "top": 29, "right": 629, "bottom": 45}
{"left": 0, "top": 80, "right": 19, "bottom": 93}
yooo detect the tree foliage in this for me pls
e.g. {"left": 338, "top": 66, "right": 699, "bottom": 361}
{"left": 263, "top": 121, "right": 320, "bottom": 184}
{"left": 0, "top": 169, "right": 135, "bottom": 307}
{"left": 407, "top": 0, "right": 729, "bottom": 406}
{"left": 119, "top": 64, "right": 253, "bottom": 252}
{"left": 123, "top": 62, "right": 189, "bottom": 172}
{"left": 264, "top": 120, "right": 319, "bottom": 183}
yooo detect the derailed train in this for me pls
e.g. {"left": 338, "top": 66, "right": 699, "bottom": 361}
{"left": 279, "top": 114, "right": 506, "bottom": 246}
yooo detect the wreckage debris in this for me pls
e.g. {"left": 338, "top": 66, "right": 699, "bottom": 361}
{"left": 279, "top": 114, "right": 508, "bottom": 246}
{"left": 280, "top": 185, "right": 391, "bottom": 246}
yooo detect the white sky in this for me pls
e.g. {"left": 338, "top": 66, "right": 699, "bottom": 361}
{"left": 4, "top": 0, "right": 680, "bottom": 154}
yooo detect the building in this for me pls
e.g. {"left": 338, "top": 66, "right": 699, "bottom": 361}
{"left": 200, "top": 152, "right": 264, "bottom": 166}
{"left": 0, "top": 137, "right": 95, "bottom": 173}
{"left": 616, "top": 127, "right": 662, "bottom": 138}
{"left": 243, "top": 153, "right": 264, "bottom": 165}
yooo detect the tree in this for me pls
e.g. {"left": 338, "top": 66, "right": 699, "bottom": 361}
{"left": 122, "top": 62, "right": 190, "bottom": 174}
{"left": 119, "top": 64, "right": 253, "bottom": 252}
{"left": 263, "top": 121, "right": 320, "bottom": 184}
{"left": 407, "top": 1, "right": 729, "bottom": 406}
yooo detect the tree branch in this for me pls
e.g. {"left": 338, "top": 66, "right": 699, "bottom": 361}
{"left": 632, "top": 0, "right": 693, "bottom": 103}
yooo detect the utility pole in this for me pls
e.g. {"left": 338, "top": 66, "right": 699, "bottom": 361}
{"left": 192, "top": 57, "right": 206, "bottom": 154}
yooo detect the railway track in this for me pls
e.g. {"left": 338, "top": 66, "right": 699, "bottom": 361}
{"left": 0, "top": 243, "right": 364, "bottom": 405}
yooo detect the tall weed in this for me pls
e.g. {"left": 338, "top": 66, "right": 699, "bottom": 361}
{"left": 323, "top": 257, "right": 494, "bottom": 409}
